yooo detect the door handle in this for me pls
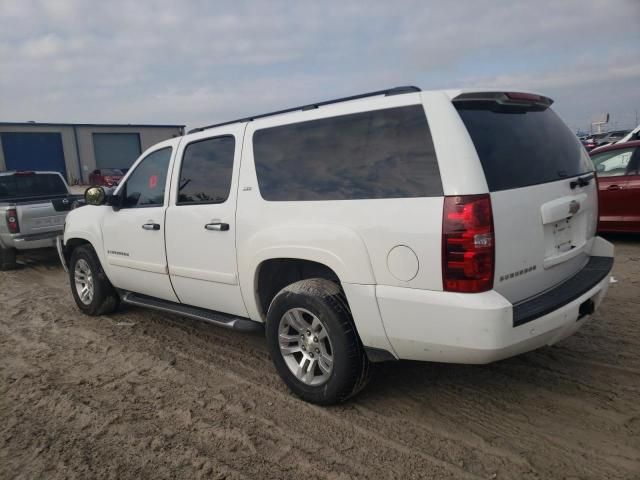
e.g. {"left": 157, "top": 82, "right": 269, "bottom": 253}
{"left": 142, "top": 223, "right": 160, "bottom": 230}
{"left": 204, "top": 222, "right": 229, "bottom": 231}
{"left": 606, "top": 185, "right": 622, "bottom": 191}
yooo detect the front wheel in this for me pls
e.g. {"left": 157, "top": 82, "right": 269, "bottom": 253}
{"left": 69, "top": 245, "right": 119, "bottom": 315}
{"left": 266, "top": 278, "right": 370, "bottom": 405}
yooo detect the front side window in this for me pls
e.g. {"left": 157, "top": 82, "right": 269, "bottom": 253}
{"left": 177, "top": 136, "right": 235, "bottom": 204}
{"left": 592, "top": 148, "right": 636, "bottom": 177}
{"left": 253, "top": 105, "right": 442, "bottom": 201}
{"left": 122, "top": 147, "right": 172, "bottom": 208}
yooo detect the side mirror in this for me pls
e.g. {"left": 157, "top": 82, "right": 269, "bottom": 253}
{"left": 84, "top": 186, "right": 106, "bottom": 206}
{"left": 105, "top": 186, "right": 124, "bottom": 211}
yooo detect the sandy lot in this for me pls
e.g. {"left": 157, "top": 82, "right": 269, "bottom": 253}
{"left": 1, "top": 238, "right": 639, "bottom": 480}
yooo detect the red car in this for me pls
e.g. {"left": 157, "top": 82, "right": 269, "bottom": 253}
{"left": 590, "top": 140, "right": 640, "bottom": 233}
{"left": 88, "top": 168, "right": 124, "bottom": 187}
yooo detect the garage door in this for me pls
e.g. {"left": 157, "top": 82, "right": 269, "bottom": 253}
{"left": 1, "top": 132, "right": 67, "bottom": 177}
{"left": 93, "top": 133, "right": 141, "bottom": 170}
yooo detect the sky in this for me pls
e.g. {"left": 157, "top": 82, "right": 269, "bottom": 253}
{"left": 1, "top": 0, "right": 639, "bottom": 133}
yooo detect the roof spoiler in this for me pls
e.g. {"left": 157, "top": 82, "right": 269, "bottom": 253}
{"left": 453, "top": 91, "right": 553, "bottom": 109}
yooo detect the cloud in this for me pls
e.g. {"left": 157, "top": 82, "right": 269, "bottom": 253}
{"left": 0, "top": 0, "right": 638, "bottom": 131}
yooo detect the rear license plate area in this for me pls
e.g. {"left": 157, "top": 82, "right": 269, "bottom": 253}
{"left": 553, "top": 219, "right": 573, "bottom": 254}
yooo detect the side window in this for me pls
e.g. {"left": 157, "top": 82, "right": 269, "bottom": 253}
{"left": 122, "top": 147, "right": 172, "bottom": 208}
{"left": 177, "top": 136, "right": 235, "bottom": 205}
{"left": 253, "top": 105, "right": 442, "bottom": 201}
{"left": 592, "top": 148, "right": 635, "bottom": 177}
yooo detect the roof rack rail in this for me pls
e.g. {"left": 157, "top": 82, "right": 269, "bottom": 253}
{"left": 188, "top": 85, "right": 421, "bottom": 134}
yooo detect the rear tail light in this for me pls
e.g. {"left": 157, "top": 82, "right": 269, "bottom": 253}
{"left": 442, "top": 194, "right": 494, "bottom": 293}
{"left": 6, "top": 208, "right": 20, "bottom": 234}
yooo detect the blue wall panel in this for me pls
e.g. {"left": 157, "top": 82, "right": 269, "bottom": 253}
{"left": 1, "top": 132, "right": 67, "bottom": 177}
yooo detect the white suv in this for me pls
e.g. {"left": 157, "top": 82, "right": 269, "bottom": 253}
{"left": 59, "top": 86, "right": 614, "bottom": 404}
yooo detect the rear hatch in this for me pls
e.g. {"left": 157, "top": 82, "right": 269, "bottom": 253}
{"left": 453, "top": 92, "right": 597, "bottom": 304}
{"left": 0, "top": 173, "right": 70, "bottom": 235}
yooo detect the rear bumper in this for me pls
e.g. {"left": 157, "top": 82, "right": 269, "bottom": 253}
{"left": 9, "top": 230, "right": 62, "bottom": 250}
{"left": 376, "top": 242, "right": 614, "bottom": 364}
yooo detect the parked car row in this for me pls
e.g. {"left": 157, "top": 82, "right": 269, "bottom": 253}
{"left": 582, "top": 130, "right": 629, "bottom": 151}
{"left": 581, "top": 125, "right": 640, "bottom": 152}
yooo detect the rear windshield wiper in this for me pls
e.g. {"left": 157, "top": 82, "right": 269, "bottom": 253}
{"left": 570, "top": 173, "right": 594, "bottom": 189}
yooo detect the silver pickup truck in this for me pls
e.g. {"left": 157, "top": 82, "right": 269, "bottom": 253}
{"left": 0, "top": 171, "right": 81, "bottom": 270}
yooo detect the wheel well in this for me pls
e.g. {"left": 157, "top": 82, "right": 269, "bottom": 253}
{"left": 64, "top": 238, "right": 90, "bottom": 261}
{"left": 257, "top": 259, "right": 341, "bottom": 318}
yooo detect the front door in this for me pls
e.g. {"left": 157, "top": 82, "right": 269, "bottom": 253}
{"left": 165, "top": 125, "right": 248, "bottom": 317}
{"left": 102, "top": 144, "right": 178, "bottom": 301}
{"left": 622, "top": 148, "right": 640, "bottom": 231}
{"left": 592, "top": 147, "right": 636, "bottom": 232}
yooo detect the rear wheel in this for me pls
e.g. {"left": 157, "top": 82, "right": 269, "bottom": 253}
{"left": 0, "top": 246, "right": 17, "bottom": 271}
{"left": 69, "top": 245, "right": 119, "bottom": 315}
{"left": 266, "top": 278, "right": 370, "bottom": 405}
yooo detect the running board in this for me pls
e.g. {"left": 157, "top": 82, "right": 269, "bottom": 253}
{"left": 121, "top": 292, "right": 264, "bottom": 333}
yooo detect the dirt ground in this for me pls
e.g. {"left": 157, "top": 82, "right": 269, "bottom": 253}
{"left": 1, "top": 237, "right": 639, "bottom": 480}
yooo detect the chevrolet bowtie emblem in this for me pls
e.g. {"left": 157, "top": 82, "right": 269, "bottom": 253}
{"left": 569, "top": 200, "right": 580, "bottom": 215}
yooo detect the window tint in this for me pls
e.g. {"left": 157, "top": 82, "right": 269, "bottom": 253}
{"left": 253, "top": 105, "right": 442, "bottom": 201}
{"left": 592, "top": 148, "right": 636, "bottom": 177}
{"left": 177, "top": 136, "right": 235, "bottom": 204}
{"left": 0, "top": 173, "right": 67, "bottom": 200}
{"left": 455, "top": 106, "right": 593, "bottom": 191}
{"left": 122, "top": 147, "right": 172, "bottom": 208}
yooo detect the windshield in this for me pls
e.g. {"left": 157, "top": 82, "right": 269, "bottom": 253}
{"left": 0, "top": 174, "right": 68, "bottom": 200}
{"left": 455, "top": 105, "right": 593, "bottom": 191}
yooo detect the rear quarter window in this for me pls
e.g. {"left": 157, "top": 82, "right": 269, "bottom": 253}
{"left": 455, "top": 106, "right": 592, "bottom": 191}
{"left": 253, "top": 105, "right": 442, "bottom": 201}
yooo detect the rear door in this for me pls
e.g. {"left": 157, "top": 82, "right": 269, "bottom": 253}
{"left": 454, "top": 93, "right": 597, "bottom": 304}
{"left": 165, "top": 125, "right": 248, "bottom": 317}
{"left": 591, "top": 146, "right": 637, "bottom": 231}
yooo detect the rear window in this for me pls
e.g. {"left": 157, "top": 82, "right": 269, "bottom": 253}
{"left": 0, "top": 174, "right": 68, "bottom": 200}
{"left": 455, "top": 105, "right": 592, "bottom": 191}
{"left": 253, "top": 105, "right": 442, "bottom": 201}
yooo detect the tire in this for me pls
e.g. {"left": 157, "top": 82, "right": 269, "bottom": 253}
{"left": 266, "top": 278, "right": 370, "bottom": 405}
{"left": 0, "top": 246, "right": 17, "bottom": 271}
{"left": 69, "top": 244, "right": 119, "bottom": 315}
